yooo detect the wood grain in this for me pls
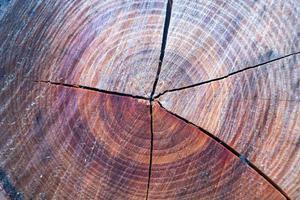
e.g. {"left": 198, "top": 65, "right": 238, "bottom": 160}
{"left": 0, "top": 82, "right": 151, "bottom": 199}
{"left": 0, "top": 0, "right": 166, "bottom": 97}
{"left": 1, "top": 0, "right": 299, "bottom": 199}
{"left": 154, "top": 0, "right": 300, "bottom": 95}
{"left": 148, "top": 102, "right": 285, "bottom": 200}
{"left": 158, "top": 54, "right": 300, "bottom": 199}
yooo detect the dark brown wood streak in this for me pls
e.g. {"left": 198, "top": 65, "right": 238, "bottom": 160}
{"left": 0, "top": 0, "right": 299, "bottom": 199}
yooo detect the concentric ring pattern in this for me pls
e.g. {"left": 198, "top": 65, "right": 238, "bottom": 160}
{"left": 0, "top": 0, "right": 299, "bottom": 199}
{"left": 0, "top": 0, "right": 166, "bottom": 97}
{"left": 155, "top": 0, "right": 300, "bottom": 94}
{"left": 148, "top": 103, "right": 285, "bottom": 200}
{"left": 0, "top": 82, "right": 151, "bottom": 199}
{"left": 158, "top": 55, "right": 300, "bottom": 198}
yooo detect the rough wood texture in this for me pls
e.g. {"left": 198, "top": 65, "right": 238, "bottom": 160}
{"left": 158, "top": 55, "right": 300, "bottom": 198}
{"left": 154, "top": 0, "right": 300, "bottom": 95}
{"left": 0, "top": 0, "right": 299, "bottom": 199}
{"left": 0, "top": 82, "right": 151, "bottom": 199}
{"left": 0, "top": 0, "right": 166, "bottom": 97}
{"left": 148, "top": 102, "right": 285, "bottom": 200}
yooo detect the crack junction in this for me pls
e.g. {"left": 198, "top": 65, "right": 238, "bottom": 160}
{"left": 146, "top": 0, "right": 173, "bottom": 199}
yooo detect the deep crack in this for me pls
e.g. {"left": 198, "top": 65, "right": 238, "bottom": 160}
{"left": 34, "top": 77, "right": 291, "bottom": 199}
{"left": 154, "top": 51, "right": 300, "bottom": 99}
{"left": 146, "top": 0, "right": 173, "bottom": 199}
{"left": 150, "top": 0, "right": 173, "bottom": 100}
{"left": 155, "top": 100, "right": 290, "bottom": 200}
{"left": 146, "top": 101, "right": 154, "bottom": 200}
{"left": 4, "top": 0, "right": 296, "bottom": 198}
{"left": 34, "top": 80, "right": 149, "bottom": 100}
{"left": 33, "top": 6, "right": 294, "bottom": 197}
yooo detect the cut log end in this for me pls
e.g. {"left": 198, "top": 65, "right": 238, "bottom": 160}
{"left": 0, "top": 0, "right": 299, "bottom": 199}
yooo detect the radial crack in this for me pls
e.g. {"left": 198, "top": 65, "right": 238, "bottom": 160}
{"left": 154, "top": 51, "right": 300, "bottom": 99}
{"left": 150, "top": 0, "right": 173, "bottom": 100}
{"left": 34, "top": 80, "right": 149, "bottom": 100}
{"left": 155, "top": 100, "right": 290, "bottom": 200}
{"left": 146, "top": 101, "right": 154, "bottom": 200}
{"left": 146, "top": 0, "right": 173, "bottom": 199}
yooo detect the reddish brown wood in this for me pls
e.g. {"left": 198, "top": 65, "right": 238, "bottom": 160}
{"left": 0, "top": 82, "right": 151, "bottom": 199}
{"left": 0, "top": 0, "right": 299, "bottom": 199}
{"left": 0, "top": 0, "right": 166, "bottom": 97}
{"left": 148, "top": 102, "right": 285, "bottom": 200}
{"left": 158, "top": 55, "right": 300, "bottom": 198}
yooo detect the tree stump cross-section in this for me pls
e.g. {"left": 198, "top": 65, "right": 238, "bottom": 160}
{"left": 0, "top": 0, "right": 299, "bottom": 199}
